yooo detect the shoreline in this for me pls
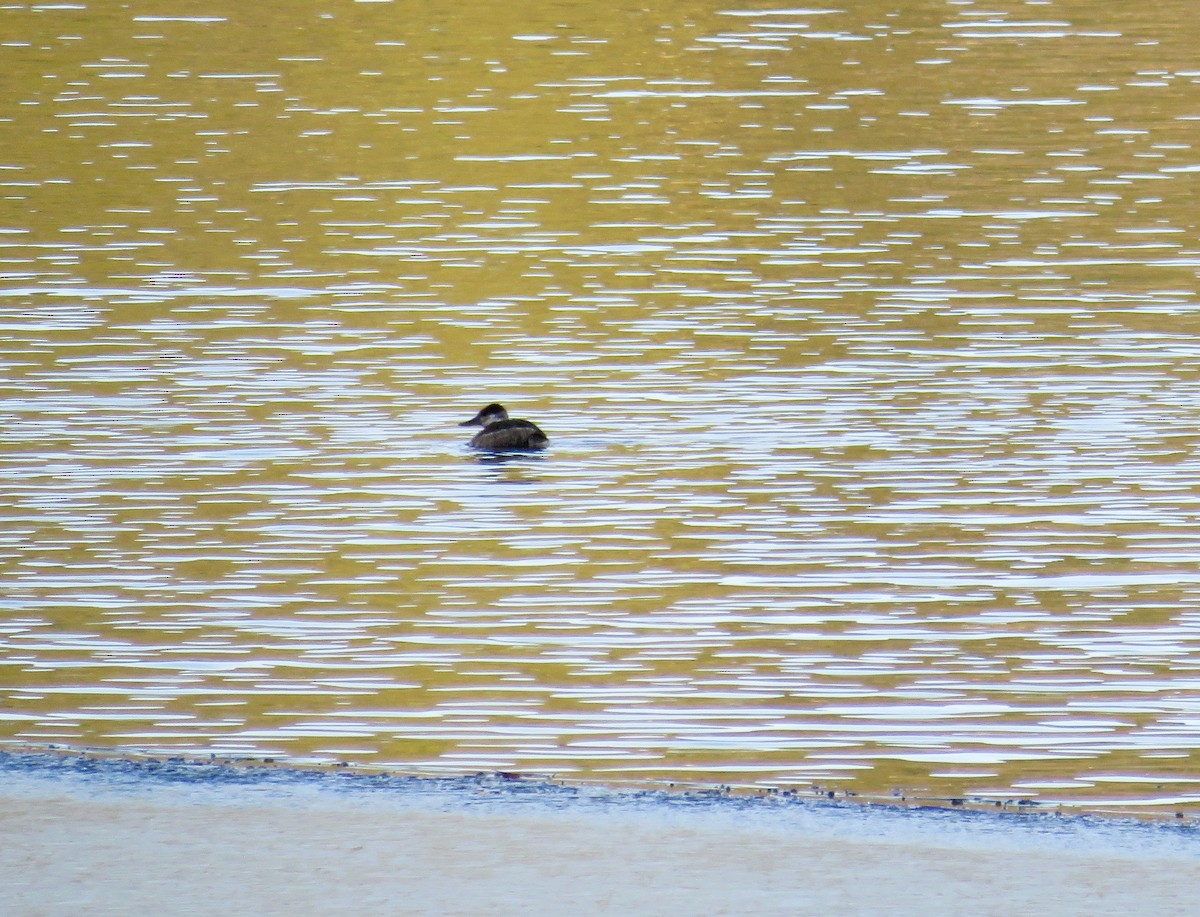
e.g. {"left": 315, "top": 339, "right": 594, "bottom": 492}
{"left": 3, "top": 746, "right": 1199, "bottom": 916}
{"left": 2, "top": 742, "right": 1196, "bottom": 827}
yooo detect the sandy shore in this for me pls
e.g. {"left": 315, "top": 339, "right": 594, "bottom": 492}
{"left": 2, "top": 755, "right": 1198, "bottom": 916}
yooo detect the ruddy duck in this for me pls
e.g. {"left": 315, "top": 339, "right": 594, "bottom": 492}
{"left": 459, "top": 403, "right": 549, "bottom": 452}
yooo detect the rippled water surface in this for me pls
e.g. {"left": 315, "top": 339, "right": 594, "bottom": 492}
{"left": 3, "top": 0, "right": 1200, "bottom": 815}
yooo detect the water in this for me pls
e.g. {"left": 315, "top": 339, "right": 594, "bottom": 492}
{"left": 2, "top": 0, "right": 1200, "bottom": 816}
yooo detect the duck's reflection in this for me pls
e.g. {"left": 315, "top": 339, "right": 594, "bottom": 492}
{"left": 470, "top": 450, "right": 547, "bottom": 483}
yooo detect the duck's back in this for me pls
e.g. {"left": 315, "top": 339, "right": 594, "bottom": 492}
{"left": 470, "top": 419, "right": 548, "bottom": 451}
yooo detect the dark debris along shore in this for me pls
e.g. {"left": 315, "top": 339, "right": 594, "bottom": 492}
{"left": 3, "top": 745, "right": 1198, "bottom": 842}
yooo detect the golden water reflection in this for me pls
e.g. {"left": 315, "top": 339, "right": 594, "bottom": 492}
{"left": 2, "top": 1, "right": 1200, "bottom": 814}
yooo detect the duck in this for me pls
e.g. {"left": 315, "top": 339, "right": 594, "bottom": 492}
{"left": 459, "top": 403, "right": 549, "bottom": 452}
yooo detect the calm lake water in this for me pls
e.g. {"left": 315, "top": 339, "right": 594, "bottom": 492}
{"left": 3, "top": 0, "right": 1200, "bottom": 816}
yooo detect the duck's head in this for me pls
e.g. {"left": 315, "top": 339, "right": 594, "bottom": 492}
{"left": 460, "top": 403, "right": 509, "bottom": 428}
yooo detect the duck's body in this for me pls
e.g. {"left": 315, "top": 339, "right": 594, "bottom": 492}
{"left": 460, "top": 403, "right": 548, "bottom": 452}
